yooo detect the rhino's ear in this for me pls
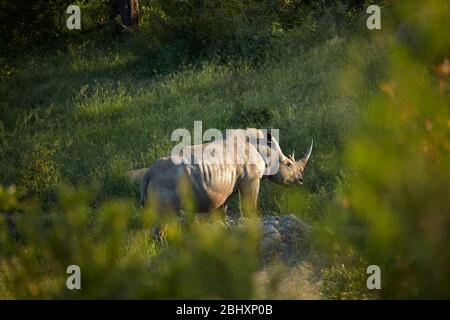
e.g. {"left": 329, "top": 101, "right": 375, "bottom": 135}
{"left": 267, "top": 129, "right": 272, "bottom": 147}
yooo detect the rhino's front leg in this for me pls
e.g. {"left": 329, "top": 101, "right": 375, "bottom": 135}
{"left": 238, "top": 178, "right": 260, "bottom": 217}
{"left": 217, "top": 204, "right": 228, "bottom": 216}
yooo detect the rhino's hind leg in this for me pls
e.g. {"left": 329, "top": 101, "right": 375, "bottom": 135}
{"left": 219, "top": 204, "right": 228, "bottom": 216}
{"left": 151, "top": 225, "right": 168, "bottom": 245}
{"left": 148, "top": 197, "right": 181, "bottom": 245}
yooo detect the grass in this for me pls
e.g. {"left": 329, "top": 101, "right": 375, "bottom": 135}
{"left": 0, "top": 23, "right": 391, "bottom": 299}
{"left": 0, "top": 31, "right": 386, "bottom": 213}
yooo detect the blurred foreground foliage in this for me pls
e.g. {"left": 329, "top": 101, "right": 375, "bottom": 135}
{"left": 321, "top": 0, "right": 450, "bottom": 299}
{"left": 0, "top": 185, "right": 260, "bottom": 299}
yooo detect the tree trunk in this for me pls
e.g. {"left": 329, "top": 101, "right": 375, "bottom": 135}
{"left": 111, "top": 0, "right": 139, "bottom": 30}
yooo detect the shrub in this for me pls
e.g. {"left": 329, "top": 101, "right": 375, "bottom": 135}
{"left": 322, "top": 0, "right": 450, "bottom": 299}
{"left": 0, "top": 185, "right": 261, "bottom": 299}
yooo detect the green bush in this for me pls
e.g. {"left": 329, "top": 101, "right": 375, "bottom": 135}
{"left": 321, "top": 0, "right": 450, "bottom": 299}
{"left": 0, "top": 185, "right": 261, "bottom": 299}
{"left": 0, "top": 0, "right": 113, "bottom": 59}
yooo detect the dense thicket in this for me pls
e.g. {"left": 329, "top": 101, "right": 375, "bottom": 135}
{"left": 0, "top": 0, "right": 377, "bottom": 61}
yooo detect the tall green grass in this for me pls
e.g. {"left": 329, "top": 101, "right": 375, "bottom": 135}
{"left": 0, "top": 27, "right": 383, "bottom": 213}
{"left": 1, "top": 27, "right": 382, "bottom": 297}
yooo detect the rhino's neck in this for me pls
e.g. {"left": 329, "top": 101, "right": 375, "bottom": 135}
{"left": 256, "top": 144, "right": 286, "bottom": 176}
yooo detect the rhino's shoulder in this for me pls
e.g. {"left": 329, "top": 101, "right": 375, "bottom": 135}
{"left": 244, "top": 144, "right": 266, "bottom": 179}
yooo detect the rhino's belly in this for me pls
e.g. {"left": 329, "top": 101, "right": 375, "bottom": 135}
{"left": 185, "top": 164, "right": 240, "bottom": 211}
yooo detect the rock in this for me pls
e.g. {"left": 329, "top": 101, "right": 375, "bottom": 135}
{"left": 260, "top": 224, "right": 282, "bottom": 262}
{"left": 188, "top": 212, "right": 311, "bottom": 263}
{"left": 278, "top": 214, "right": 311, "bottom": 261}
{"left": 225, "top": 213, "right": 311, "bottom": 263}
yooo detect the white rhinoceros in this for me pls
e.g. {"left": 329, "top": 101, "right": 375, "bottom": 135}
{"left": 129, "top": 128, "right": 313, "bottom": 216}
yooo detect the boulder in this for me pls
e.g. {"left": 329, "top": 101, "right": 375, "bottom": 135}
{"left": 225, "top": 213, "right": 311, "bottom": 263}
{"left": 260, "top": 214, "right": 311, "bottom": 263}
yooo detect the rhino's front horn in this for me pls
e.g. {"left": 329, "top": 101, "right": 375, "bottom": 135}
{"left": 299, "top": 140, "right": 313, "bottom": 168}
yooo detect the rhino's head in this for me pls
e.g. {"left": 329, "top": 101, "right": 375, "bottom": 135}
{"left": 269, "top": 140, "right": 313, "bottom": 186}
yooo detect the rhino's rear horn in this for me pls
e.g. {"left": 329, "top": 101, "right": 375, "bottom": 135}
{"left": 299, "top": 140, "right": 313, "bottom": 169}
{"left": 288, "top": 151, "right": 295, "bottom": 161}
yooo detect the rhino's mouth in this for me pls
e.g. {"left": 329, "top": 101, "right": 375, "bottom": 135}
{"left": 284, "top": 180, "right": 301, "bottom": 188}
{"left": 289, "top": 178, "right": 303, "bottom": 186}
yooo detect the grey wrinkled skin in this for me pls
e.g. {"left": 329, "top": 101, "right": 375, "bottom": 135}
{"left": 129, "top": 128, "right": 313, "bottom": 217}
